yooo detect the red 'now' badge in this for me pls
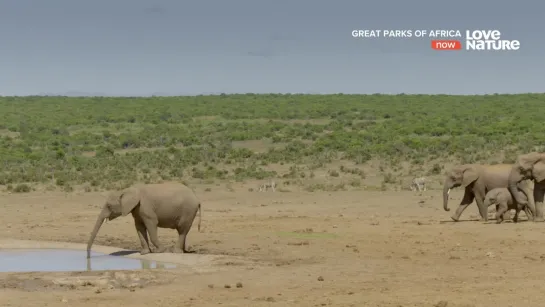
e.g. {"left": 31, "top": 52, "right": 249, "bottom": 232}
{"left": 431, "top": 40, "right": 462, "bottom": 50}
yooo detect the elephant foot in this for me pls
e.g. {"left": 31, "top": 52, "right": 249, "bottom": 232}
{"left": 479, "top": 217, "right": 488, "bottom": 222}
{"left": 534, "top": 217, "right": 545, "bottom": 222}
{"left": 450, "top": 216, "right": 459, "bottom": 222}
{"left": 140, "top": 249, "right": 151, "bottom": 255}
{"left": 153, "top": 246, "right": 167, "bottom": 253}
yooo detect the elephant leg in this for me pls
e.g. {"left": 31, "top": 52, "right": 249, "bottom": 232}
{"left": 451, "top": 190, "right": 475, "bottom": 221}
{"left": 495, "top": 202, "right": 509, "bottom": 224}
{"left": 518, "top": 184, "right": 536, "bottom": 218}
{"left": 524, "top": 205, "right": 534, "bottom": 221}
{"left": 134, "top": 220, "right": 151, "bottom": 255}
{"left": 175, "top": 213, "right": 198, "bottom": 253}
{"left": 495, "top": 204, "right": 512, "bottom": 220}
{"left": 502, "top": 209, "right": 512, "bottom": 221}
{"left": 175, "top": 230, "right": 189, "bottom": 254}
{"left": 143, "top": 220, "right": 167, "bottom": 253}
{"left": 534, "top": 185, "right": 545, "bottom": 222}
{"left": 474, "top": 192, "right": 488, "bottom": 222}
{"left": 513, "top": 208, "right": 520, "bottom": 223}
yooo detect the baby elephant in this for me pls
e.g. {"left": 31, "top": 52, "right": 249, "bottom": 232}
{"left": 484, "top": 187, "right": 533, "bottom": 224}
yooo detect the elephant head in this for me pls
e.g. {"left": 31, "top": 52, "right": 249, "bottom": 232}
{"left": 483, "top": 190, "right": 498, "bottom": 209}
{"left": 442, "top": 164, "right": 480, "bottom": 212}
{"left": 86, "top": 187, "right": 140, "bottom": 258}
{"left": 508, "top": 152, "right": 545, "bottom": 205}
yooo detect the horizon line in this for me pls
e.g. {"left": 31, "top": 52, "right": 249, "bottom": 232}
{"left": 1, "top": 92, "right": 545, "bottom": 98}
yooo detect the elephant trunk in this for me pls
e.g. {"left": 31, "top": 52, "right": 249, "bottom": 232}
{"left": 443, "top": 181, "right": 452, "bottom": 211}
{"left": 483, "top": 197, "right": 491, "bottom": 208}
{"left": 86, "top": 207, "right": 109, "bottom": 259}
{"left": 197, "top": 203, "right": 202, "bottom": 232}
{"left": 508, "top": 171, "right": 528, "bottom": 205}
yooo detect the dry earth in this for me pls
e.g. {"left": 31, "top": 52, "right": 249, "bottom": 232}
{"left": 1, "top": 186, "right": 545, "bottom": 307}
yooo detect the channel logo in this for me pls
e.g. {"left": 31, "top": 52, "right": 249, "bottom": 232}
{"left": 431, "top": 30, "right": 520, "bottom": 51}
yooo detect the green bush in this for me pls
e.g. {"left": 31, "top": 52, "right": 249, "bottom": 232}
{"left": 13, "top": 183, "right": 31, "bottom": 193}
{"left": 0, "top": 93, "right": 543, "bottom": 189}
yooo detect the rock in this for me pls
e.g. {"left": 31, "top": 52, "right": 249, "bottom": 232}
{"left": 114, "top": 272, "right": 127, "bottom": 281}
{"left": 435, "top": 301, "right": 448, "bottom": 307}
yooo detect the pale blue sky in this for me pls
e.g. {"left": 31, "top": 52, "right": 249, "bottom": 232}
{"left": 0, "top": 0, "right": 542, "bottom": 96}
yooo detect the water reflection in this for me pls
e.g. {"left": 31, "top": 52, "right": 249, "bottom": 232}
{"left": 140, "top": 260, "right": 167, "bottom": 269}
{"left": 86, "top": 256, "right": 171, "bottom": 271}
{"left": 0, "top": 249, "right": 176, "bottom": 272}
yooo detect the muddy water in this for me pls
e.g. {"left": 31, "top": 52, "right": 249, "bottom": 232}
{"left": 0, "top": 249, "right": 176, "bottom": 272}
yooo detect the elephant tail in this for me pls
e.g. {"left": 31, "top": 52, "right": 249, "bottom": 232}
{"left": 197, "top": 202, "right": 202, "bottom": 232}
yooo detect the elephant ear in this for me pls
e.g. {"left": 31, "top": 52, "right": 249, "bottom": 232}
{"left": 461, "top": 166, "right": 479, "bottom": 188}
{"left": 533, "top": 161, "right": 545, "bottom": 182}
{"left": 119, "top": 188, "right": 140, "bottom": 216}
{"left": 518, "top": 152, "right": 541, "bottom": 172}
{"left": 518, "top": 152, "right": 545, "bottom": 182}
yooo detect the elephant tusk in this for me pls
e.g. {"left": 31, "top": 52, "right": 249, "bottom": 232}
{"left": 447, "top": 189, "right": 450, "bottom": 195}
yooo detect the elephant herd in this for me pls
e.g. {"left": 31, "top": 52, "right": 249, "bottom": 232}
{"left": 443, "top": 152, "right": 545, "bottom": 224}
{"left": 85, "top": 151, "right": 545, "bottom": 259}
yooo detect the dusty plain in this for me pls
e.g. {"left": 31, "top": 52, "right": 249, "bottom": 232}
{"left": 2, "top": 186, "right": 545, "bottom": 307}
{"left": 3, "top": 94, "right": 545, "bottom": 306}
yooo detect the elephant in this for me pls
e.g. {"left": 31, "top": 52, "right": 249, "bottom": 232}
{"left": 507, "top": 152, "right": 545, "bottom": 222}
{"left": 484, "top": 185, "right": 533, "bottom": 223}
{"left": 442, "top": 164, "right": 534, "bottom": 222}
{"left": 86, "top": 182, "right": 202, "bottom": 259}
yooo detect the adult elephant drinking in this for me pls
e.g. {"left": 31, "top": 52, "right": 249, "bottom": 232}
{"left": 508, "top": 152, "right": 544, "bottom": 222}
{"left": 443, "top": 164, "right": 534, "bottom": 222}
{"left": 86, "top": 182, "right": 202, "bottom": 258}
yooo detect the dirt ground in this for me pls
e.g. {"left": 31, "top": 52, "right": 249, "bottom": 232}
{"left": 2, "top": 186, "right": 545, "bottom": 307}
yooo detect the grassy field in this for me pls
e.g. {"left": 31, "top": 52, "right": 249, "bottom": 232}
{"left": 1, "top": 93, "right": 544, "bottom": 193}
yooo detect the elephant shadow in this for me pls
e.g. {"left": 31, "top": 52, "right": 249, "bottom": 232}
{"left": 108, "top": 248, "right": 198, "bottom": 256}
{"left": 439, "top": 218, "right": 531, "bottom": 224}
{"left": 482, "top": 219, "right": 530, "bottom": 225}
{"left": 109, "top": 250, "right": 139, "bottom": 256}
{"left": 439, "top": 219, "right": 482, "bottom": 224}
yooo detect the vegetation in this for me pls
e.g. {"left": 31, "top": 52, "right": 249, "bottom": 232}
{"left": 0, "top": 93, "right": 544, "bottom": 192}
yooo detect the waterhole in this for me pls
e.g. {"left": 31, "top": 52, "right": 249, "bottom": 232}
{"left": 0, "top": 249, "right": 177, "bottom": 272}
